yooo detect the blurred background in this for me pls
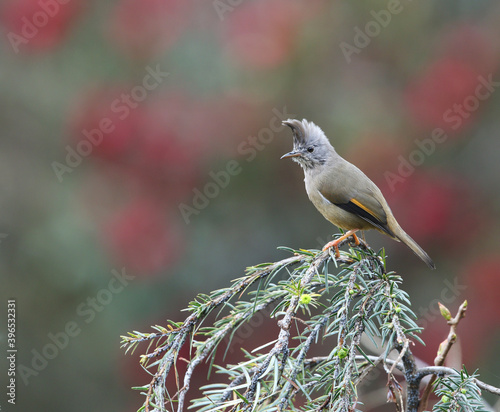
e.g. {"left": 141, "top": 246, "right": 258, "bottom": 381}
{"left": 1, "top": 0, "right": 500, "bottom": 410}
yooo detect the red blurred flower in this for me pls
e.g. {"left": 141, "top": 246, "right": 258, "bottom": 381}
{"left": 69, "top": 86, "right": 142, "bottom": 162}
{"left": 224, "top": 0, "right": 307, "bottom": 69}
{"left": 1, "top": 0, "right": 84, "bottom": 53}
{"left": 128, "top": 101, "right": 203, "bottom": 201}
{"left": 182, "top": 94, "right": 261, "bottom": 157}
{"left": 385, "top": 171, "right": 483, "bottom": 251}
{"left": 70, "top": 89, "right": 225, "bottom": 203}
{"left": 419, "top": 256, "right": 500, "bottom": 366}
{"left": 138, "top": 94, "right": 210, "bottom": 160}
{"left": 108, "top": 0, "right": 190, "bottom": 59}
{"left": 459, "top": 255, "right": 500, "bottom": 363}
{"left": 463, "top": 256, "right": 500, "bottom": 325}
{"left": 405, "top": 58, "right": 482, "bottom": 133}
{"left": 105, "top": 199, "right": 184, "bottom": 275}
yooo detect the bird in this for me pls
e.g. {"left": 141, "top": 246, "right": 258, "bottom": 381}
{"left": 281, "top": 118, "right": 435, "bottom": 269}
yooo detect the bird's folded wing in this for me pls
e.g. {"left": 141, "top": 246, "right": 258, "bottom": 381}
{"left": 318, "top": 185, "right": 395, "bottom": 237}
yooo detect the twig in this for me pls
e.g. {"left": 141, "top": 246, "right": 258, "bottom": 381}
{"left": 418, "top": 300, "right": 468, "bottom": 412}
{"left": 278, "top": 312, "right": 332, "bottom": 410}
{"left": 400, "top": 346, "right": 419, "bottom": 412}
{"left": 415, "top": 366, "right": 500, "bottom": 396}
{"left": 306, "top": 356, "right": 500, "bottom": 398}
{"left": 142, "top": 254, "right": 302, "bottom": 411}
{"left": 304, "top": 355, "right": 403, "bottom": 374}
{"left": 325, "top": 257, "right": 386, "bottom": 411}
{"left": 176, "top": 300, "right": 277, "bottom": 412}
{"left": 339, "top": 280, "right": 381, "bottom": 411}
{"left": 473, "top": 379, "right": 500, "bottom": 397}
{"left": 383, "top": 278, "right": 414, "bottom": 411}
{"left": 327, "top": 263, "right": 360, "bottom": 412}
{"left": 241, "top": 249, "right": 332, "bottom": 411}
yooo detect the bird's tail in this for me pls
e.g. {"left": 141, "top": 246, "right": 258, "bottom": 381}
{"left": 389, "top": 216, "right": 436, "bottom": 269}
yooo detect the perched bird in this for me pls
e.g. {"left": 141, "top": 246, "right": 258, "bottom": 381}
{"left": 281, "top": 119, "right": 435, "bottom": 269}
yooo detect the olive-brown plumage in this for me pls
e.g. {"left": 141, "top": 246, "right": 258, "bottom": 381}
{"left": 281, "top": 118, "right": 435, "bottom": 269}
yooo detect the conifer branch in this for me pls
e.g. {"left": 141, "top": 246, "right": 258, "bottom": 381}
{"left": 121, "top": 237, "right": 500, "bottom": 412}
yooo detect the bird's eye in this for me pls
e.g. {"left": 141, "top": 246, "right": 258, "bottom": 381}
{"left": 307, "top": 146, "right": 314, "bottom": 153}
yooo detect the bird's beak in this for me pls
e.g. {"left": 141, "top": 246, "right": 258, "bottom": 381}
{"left": 280, "top": 150, "right": 301, "bottom": 159}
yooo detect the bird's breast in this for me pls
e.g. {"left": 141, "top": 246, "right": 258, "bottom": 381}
{"left": 304, "top": 176, "right": 373, "bottom": 231}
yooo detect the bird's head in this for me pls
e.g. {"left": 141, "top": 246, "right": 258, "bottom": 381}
{"left": 281, "top": 119, "right": 332, "bottom": 170}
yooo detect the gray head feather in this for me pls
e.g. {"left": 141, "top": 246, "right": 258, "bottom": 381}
{"left": 282, "top": 119, "right": 334, "bottom": 170}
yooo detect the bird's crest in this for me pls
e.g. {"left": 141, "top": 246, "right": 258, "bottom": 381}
{"left": 282, "top": 119, "right": 328, "bottom": 147}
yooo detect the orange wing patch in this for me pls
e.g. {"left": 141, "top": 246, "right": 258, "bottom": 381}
{"left": 350, "top": 199, "right": 377, "bottom": 218}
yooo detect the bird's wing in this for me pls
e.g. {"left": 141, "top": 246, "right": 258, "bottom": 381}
{"left": 318, "top": 179, "right": 395, "bottom": 238}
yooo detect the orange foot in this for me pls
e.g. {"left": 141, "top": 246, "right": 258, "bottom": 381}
{"left": 322, "top": 229, "right": 360, "bottom": 258}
